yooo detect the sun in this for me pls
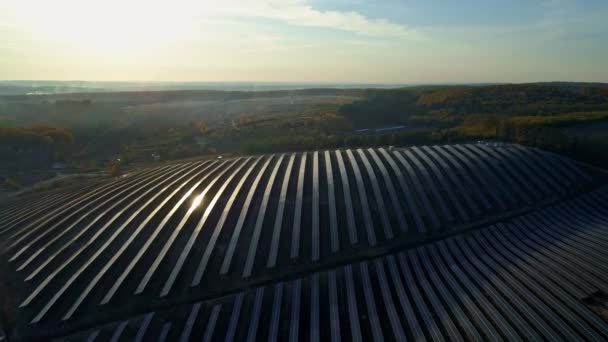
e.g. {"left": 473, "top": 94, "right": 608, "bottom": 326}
{"left": 17, "top": 0, "right": 205, "bottom": 56}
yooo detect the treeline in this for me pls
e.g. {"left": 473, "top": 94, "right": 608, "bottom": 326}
{"left": 338, "top": 90, "right": 423, "bottom": 128}
{"left": 442, "top": 112, "right": 608, "bottom": 168}
{"left": 240, "top": 131, "right": 441, "bottom": 154}
{"left": 0, "top": 125, "right": 74, "bottom": 169}
{"left": 240, "top": 110, "right": 608, "bottom": 169}
{"left": 0, "top": 125, "right": 74, "bottom": 145}
{"left": 416, "top": 84, "right": 608, "bottom": 116}
{"left": 338, "top": 83, "right": 608, "bottom": 130}
{"left": 329, "top": 83, "right": 608, "bottom": 168}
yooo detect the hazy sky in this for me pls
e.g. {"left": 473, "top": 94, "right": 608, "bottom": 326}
{"left": 1, "top": 0, "right": 607, "bottom": 83}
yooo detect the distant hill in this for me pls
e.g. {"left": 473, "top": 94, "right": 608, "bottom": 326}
{"left": 340, "top": 82, "right": 608, "bottom": 128}
{"left": 0, "top": 80, "right": 408, "bottom": 96}
{"left": 415, "top": 83, "right": 608, "bottom": 113}
{"left": 1, "top": 82, "right": 607, "bottom": 176}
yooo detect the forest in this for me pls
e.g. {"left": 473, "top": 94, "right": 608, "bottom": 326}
{"left": 1, "top": 82, "right": 608, "bottom": 191}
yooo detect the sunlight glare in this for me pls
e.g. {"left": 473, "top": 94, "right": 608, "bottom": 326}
{"left": 14, "top": 0, "right": 222, "bottom": 55}
{"left": 191, "top": 193, "right": 204, "bottom": 210}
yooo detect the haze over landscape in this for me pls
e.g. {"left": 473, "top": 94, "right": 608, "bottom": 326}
{"left": 1, "top": 0, "right": 608, "bottom": 83}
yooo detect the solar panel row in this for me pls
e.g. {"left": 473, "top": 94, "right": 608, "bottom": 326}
{"left": 64, "top": 187, "right": 608, "bottom": 341}
{"left": 0, "top": 144, "right": 594, "bottom": 339}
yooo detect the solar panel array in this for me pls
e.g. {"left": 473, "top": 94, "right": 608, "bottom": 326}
{"left": 62, "top": 187, "right": 608, "bottom": 341}
{"left": 0, "top": 143, "right": 597, "bottom": 340}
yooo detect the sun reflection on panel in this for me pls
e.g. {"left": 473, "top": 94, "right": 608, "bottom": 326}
{"left": 191, "top": 193, "right": 204, "bottom": 210}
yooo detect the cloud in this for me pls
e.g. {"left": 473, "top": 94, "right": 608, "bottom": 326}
{"left": 199, "top": 0, "right": 416, "bottom": 38}
{"left": 1, "top": 0, "right": 416, "bottom": 40}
